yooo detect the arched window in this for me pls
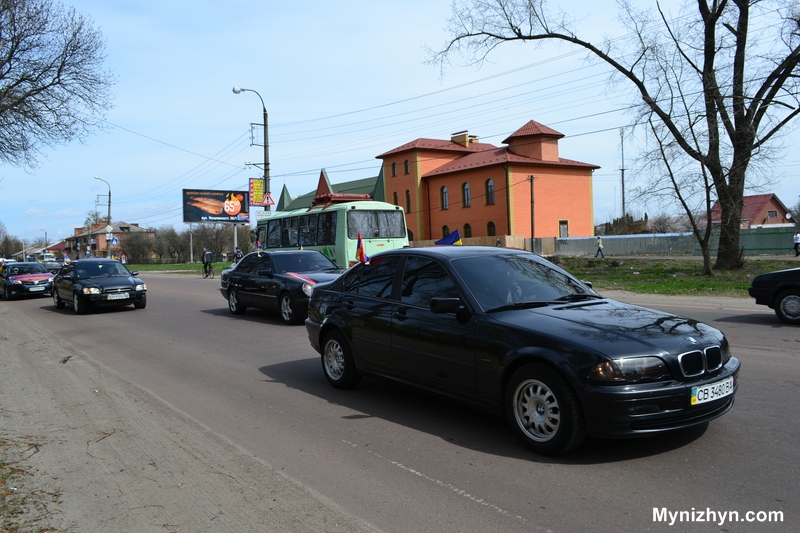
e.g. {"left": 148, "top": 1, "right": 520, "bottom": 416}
{"left": 462, "top": 182, "right": 471, "bottom": 208}
{"left": 464, "top": 223, "right": 472, "bottom": 238}
{"left": 487, "top": 221, "right": 496, "bottom": 236}
{"left": 405, "top": 190, "right": 411, "bottom": 213}
{"left": 442, "top": 225, "right": 450, "bottom": 238}
{"left": 392, "top": 191, "right": 398, "bottom": 206}
{"left": 391, "top": 162, "right": 397, "bottom": 177}
{"left": 485, "top": 179, "right": 495, "bottom": 205}
{"left": 404, "top": 159, "right": 410, "bottom": 174}
{"left": 441, "top": 186, "right": 449, "bottom": 210}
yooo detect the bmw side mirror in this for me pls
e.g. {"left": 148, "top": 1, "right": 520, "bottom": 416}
{"left": 430, "top": 297, "right": 463, "bottom": 314}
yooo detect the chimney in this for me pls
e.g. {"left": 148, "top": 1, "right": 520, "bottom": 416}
{"left": 451, "top": 130, "right": 470, "bottom": 147}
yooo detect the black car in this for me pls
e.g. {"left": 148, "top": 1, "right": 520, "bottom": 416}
{"left": 748, "top": 267, "right": 800, "bottom": 325}
{"left": 42, "top": 260, "right": 64, "bottom": 274}
{"left": 305, "top": 246, "right": 740, "bottom": 455}
{"left": 0, "top": 261, "right": 54, "bottom": 299}
{"left": 219, "top": 250, "right": 342, "bottom": 324}
{"left": 52, "top": 258, "right": 147, "bottom": 314}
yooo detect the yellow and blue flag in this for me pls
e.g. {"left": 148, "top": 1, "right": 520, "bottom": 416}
{"left": 435, "top": 229, "right": 462, "bottom": 245}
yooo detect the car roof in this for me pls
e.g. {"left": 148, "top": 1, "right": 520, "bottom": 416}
{"left": 71, "top": 258, "right": 122, "bottom": 263}
{"left": 373, "top": 245, "right": 532, "bottom": 260}
{"left": 249, "top": 250, "right": 328, "bottom": 256}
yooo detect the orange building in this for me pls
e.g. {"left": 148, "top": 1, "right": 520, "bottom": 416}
{"left": 377, "top": 120, "right": 599, "bottom": 241}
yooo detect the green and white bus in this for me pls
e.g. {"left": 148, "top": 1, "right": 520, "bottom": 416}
{"left": 252, "top": 195, "right": 409, "bottom": 268}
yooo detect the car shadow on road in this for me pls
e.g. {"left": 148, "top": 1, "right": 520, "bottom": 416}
{"left": 257, "top": 359, "right": 710, "bottom": 465}
{"left": 200, "top": 307, "right": 295, "bottom": 326}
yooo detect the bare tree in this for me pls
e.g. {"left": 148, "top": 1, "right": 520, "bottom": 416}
{"left": 0, "top": 0, "right": 114, "bottom": 168}
{"left": 194, "top": 223, "right": 232, "bottom": 259}
{"left": 432, "top": 0, "right": 800, "bottom": 270}
{"left": 83, "top": 209, "right": 104, "bottom": 227}
{"left": 119, "top": 232, "right": 154, "bottom": 264}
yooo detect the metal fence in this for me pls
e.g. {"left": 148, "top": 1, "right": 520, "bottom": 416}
{"left": 545, "top": 227, "right": 798, "bottom": 257}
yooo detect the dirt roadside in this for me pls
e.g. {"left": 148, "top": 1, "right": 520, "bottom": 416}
{"left": 0, "top": 303, "right": 382, "bottom": 533}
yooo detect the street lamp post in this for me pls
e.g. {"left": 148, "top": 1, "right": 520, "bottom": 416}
{"left": 39, "top": 229, "right": 47, "bottom": 254}
{"left": 232, "top": 87, "right": 270, "bottom": 207}
{"left": 94, "top": 176, "right": 112, "bottom": 258}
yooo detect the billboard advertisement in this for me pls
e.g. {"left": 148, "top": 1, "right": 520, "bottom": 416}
{"left": 249, "top": 178, "right": 265, "bottom": 206}
{"left": 182, "top": 189, "right": 250, "bottom": 223}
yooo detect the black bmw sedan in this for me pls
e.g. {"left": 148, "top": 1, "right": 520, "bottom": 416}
{"left": 52, "top": 258, "right": 147, "bottom": 314}
{"left": 219, "top": 250, "right": 342, "bottom": 324}
{"left": 305, "top": 246, "right": 740, "bottom": 455}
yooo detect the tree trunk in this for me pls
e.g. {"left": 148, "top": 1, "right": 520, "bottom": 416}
{"left": 714, "top": 186, "right": 744, "bottom": 270}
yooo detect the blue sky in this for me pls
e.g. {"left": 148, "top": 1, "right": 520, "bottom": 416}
{"left": 1, "top": 0, "right": 798, "bottom": 244}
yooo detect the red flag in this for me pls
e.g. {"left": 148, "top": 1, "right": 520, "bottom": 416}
{"left": 355, "top": 232, "right": 370, "bottom": 263}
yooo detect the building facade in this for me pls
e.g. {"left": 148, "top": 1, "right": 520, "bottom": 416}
{"left": 377, "top": 120, "right": 600, "bottom": 241}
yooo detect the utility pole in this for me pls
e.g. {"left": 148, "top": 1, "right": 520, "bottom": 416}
{"left": 620, "top": 128, "right": 626, "bottom": 218}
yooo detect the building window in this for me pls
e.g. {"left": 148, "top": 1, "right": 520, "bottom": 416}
{"left": 767, "top": 210, "right": 778, "bottom": 219}
{"left": 462, "top": 182, "right": 471, "bottom": 208}
{"left": 441, "top": 186, "right": 449, "bottom": 210}
{"left": 485, "top": 179, "right": 495, "bottom": 205}
{"left": 405, "top": 190, "right": 411, "bottom": 213}
{"left": 487, "top": 221, "right": 496, "bottom": 236}
{"left": 442, "top": 225, "right": 450, "bottom": 238}
{"left": 464, "top": 223, "right": 472, "bottom": 238}
{"left": 404, "top": 159, "right": 410, "bottom": 174}
{"left": 392, "top": 192, "right": 398, "bottom": 206}
{"left": 391, "top": 162, "right": 397, "bottom": 177}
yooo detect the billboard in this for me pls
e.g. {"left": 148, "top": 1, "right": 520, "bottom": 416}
{"left": 249, "top": 178, "right": 265, "bottom": 206}
{"left": 182, "top": 189, "right": 250, "bottom": 223}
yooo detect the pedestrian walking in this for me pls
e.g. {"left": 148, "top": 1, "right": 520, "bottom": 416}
{"left": 793, "top": 231, "right": 800, "bottom": 257}
{"left": 595, "top": 236, "right": 605, "bottom": 259}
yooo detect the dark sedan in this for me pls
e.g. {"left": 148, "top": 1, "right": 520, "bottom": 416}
{"left": 0, "top": 261, "right": 53, "bottom": 300}
{"left": 219, "top": 250, "right": 342, "bottom": 324}
{"left": 52, "top": 258, "right": 147, "bottom": 314}
{"left": 748, "top": 267, "right": 800, "bottom": 325}
{"left": 306, "top": 246, "right": 740, "bottom": 455}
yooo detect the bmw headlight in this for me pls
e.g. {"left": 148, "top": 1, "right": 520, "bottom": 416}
{"left": 302, "top": 282, "right": 314, "bottom": 297}
{"left": 82, "top": 287, "right": 101, "bottom": 295}
{"left": 588, "top": 356, "right": 671, "bottom": 382}
{"left": 135, "top": 284, "right": 146, "bottom": 291}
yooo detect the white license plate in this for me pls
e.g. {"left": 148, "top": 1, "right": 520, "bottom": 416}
{"left": 29, "top": 286, "right": 46, "bottom": 291}
{"left": 107, "top": 293, "right": 129, "bottom": 300}
{"left": 691, "top": 377, "right": 734, "bottom": 405}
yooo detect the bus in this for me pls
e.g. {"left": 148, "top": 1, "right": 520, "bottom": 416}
{"left": 252, "top": 194, "right": 409, "bottom": 268}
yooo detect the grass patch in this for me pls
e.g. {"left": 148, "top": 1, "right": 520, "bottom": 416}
{"left": 554, "top": 256, "right": 799, "bottom": 297}
{"left": 124, "top": 262, "right": 233, "bottom": 274}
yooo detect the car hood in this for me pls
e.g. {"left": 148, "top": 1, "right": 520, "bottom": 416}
{"left": 79, "top": 275, "right": 143, "bottom": 288}
{"left": 489, "top": 298, "right": 722, "bottom": 357}
{"left": 286, "top": 271, "right": 340, "bottom": 285}
{"left": 8, "top": 273, "right": 52, "bottom": 282}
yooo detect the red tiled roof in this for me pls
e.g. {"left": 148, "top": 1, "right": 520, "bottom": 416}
{"left": 710, "top": 193, "right": 787, "bottom": 222}
{"left": 377, "top": 138, "right": 497, "bottom": 158}
{"left": 422, "top": 147, "right": 599, "bottom": 178}
{"left": 502, "top": 120, "right": 564, "bottom": 144}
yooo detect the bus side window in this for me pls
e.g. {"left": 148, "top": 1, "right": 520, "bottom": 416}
{"left": 267, "top": 220, "right": 281, "bottom": 248}
{"left": 300, "top": 214, "right": 317, "bottom": 246}
{"left": 282, "top": 217, "right": 298, "bottom": 247}
{"left": 317, "top": 212, "right": 336, "bottom": 245}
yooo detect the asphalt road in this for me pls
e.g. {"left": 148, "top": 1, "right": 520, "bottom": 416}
{"left": 6, "top": 273, "right": 799, "bottom": 533}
